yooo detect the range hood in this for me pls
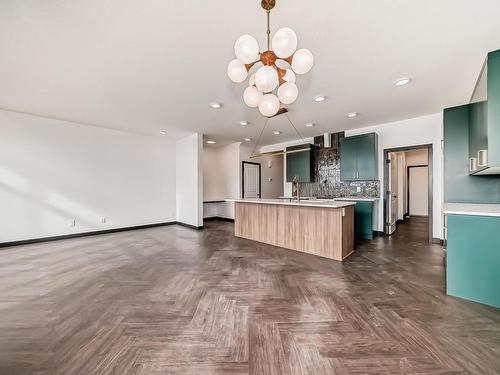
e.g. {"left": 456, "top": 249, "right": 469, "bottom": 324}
{"left": 468, "top": 49, "right": 500, "bottom": 175}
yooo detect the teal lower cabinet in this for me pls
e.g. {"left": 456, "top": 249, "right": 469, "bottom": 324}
{"left": 446, "top": 214, "right": 500, "bottom": 308}
{"left": 354, "top": 201, "right": 374, "bottom": 240}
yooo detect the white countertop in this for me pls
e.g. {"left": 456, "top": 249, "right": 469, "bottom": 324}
{"left": 279, "top": 196, "right": 378, "bottom": 202}
{"left": 443, "top": 203, "right": 500, "bottom": 217}
{"left": 228, "top": 198, "right": 356, "bottom": 209}
{"left": 333, "top": 197, "right": 379, "bottom": 202}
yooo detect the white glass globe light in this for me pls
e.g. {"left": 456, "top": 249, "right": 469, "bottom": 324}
{"left": 277, "top": 82, "right": 298, "bottom": 104}
{"left": 243, "top": 86, "right": 263, "bottom": 108}
{"left": 258, "top": 94, "right": 280, "bottom": 117}
{"left": 255, "top": 65, "right": 279, "bottom": 93}
{"left": 248, "top": 73, "right": 256, "bottom": 86}
{"left": 272, "top": 27, "right": 298, "bottom": 58}
{"left": 227, "top": 59, "right": 248, "bottom": 83}
{"left": 283, "top": 69, "right": 296, "bottom": 83}
{"left": 275, "top": 59, "right": 291, "bottom": 69}
{"left": 234, "top": 34, "right": 260, "bottom": 64}
{"left": 291, "top": 48, "right": 314, "bottom": 74}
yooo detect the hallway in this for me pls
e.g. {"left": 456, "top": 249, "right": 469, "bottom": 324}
{"left": 0, "top": 221, "right": 499, "bottom": 374}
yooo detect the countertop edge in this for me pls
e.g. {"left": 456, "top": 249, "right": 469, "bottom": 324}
{"left": 227, "top": 199, "right": 356, "bottom": 209}
{"left": 442, "top": 203, "right": 500, "bottom": 217}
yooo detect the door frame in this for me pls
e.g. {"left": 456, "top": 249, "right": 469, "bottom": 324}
{"left": 407, "top": 164, "right": 429, "bottom": 217}
{"left": 383, "top": 144, "right": 433, "bottom": 244}
{"left": 241, "top": 161, "right": 262, "bottom": 199}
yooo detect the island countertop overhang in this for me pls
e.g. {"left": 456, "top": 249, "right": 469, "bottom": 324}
{"left": 227, "top": 198, "right": 356, "bottom": 209}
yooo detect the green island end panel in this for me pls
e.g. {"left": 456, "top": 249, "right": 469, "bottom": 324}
{"left": 447, "top": 214, "right": 500, "bottom": 308}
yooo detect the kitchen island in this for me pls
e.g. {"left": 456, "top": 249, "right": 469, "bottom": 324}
{"left": 229, "top": 199, "right": 356, "bottom": 261}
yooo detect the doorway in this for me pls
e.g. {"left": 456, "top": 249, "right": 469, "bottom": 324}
{"left": 242, "top": 161, "right": 261, "bottom": 198}
{"left": 384, "top": 145, "right": 433, "bottom": 243}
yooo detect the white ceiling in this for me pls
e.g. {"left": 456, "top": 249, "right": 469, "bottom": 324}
{"left": 1, "top": 0, "right": 500, "bottom": 146}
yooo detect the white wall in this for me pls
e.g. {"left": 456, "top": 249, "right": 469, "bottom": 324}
{"left": 203, "top": 143, "right": 240, "bottom": 200}
{"left": 346, "top": 113, "right": 442, "bottom": 239}
{"left": 240, "top": 143, "right": 284, "bottom": 199}
{"left": 202, "top": 142, "right": 240, "bottom": 219}
{"left": 0, "top": 110, "right": 177, "bottom": 243}
{"left": 176, "top": 133, "right": 203, "bottom": 227}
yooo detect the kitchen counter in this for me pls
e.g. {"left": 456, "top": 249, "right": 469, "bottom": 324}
{"left": 231, "top": 199, "right": 355, "bottom": 261}
{"left": 333, "top": 197, "right": 379, "bottom": 202}
{"left": 228, "top": 198, "right": 355, "bottom": 209}
{"left": 279, "top": 196, "right": 378, "bottom": 202}
{"left": 443, "top": 203, "right": 500, "bottom": 217}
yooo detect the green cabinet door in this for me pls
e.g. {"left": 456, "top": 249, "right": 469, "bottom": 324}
{"left": 340, "top": 133, "right": 378, "bottom": 181}
{"left": 356, "top": 133, "right": 378, "bottom": 180}
{"left": 286, "top": 145, "right": 313, "bottom": 182}
{"left": 353, "top": 201, "right": 374, "bottom": 240}
{"left": 340, "top": 137, "right": 358, "bottom": 180}
{"left": 447, "top": 214, "right": 500, "bottom": 308}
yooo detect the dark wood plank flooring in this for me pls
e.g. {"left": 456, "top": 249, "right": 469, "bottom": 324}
{"left": 1, "top": 217, "right": 499, "bottom": 374}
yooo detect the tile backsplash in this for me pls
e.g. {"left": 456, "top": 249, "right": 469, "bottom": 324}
{"left": 298, "top": 132, "right": 380, "bottom": 198}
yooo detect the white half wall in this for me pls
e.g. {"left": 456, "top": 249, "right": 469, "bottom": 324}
{"left": 346, "top": 113, "right": 443, "bottom": 239}
{"left": 176, "top": 133, "right": 203, "bottom": 227}
{"left": 0, "top": 110, "right": 177, "bottom": 243}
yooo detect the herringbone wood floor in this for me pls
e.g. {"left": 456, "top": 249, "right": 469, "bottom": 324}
{"left": 1, "top": 217, "right": 499, "bottom": 374}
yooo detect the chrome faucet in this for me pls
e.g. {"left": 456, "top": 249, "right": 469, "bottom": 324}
{"left": 292, "top": 175, "right": 300, "bottom": 202}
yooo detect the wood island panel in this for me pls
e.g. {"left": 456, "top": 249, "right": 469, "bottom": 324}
{"left": 234, "top": 202, "right": 354, "bottom": 261}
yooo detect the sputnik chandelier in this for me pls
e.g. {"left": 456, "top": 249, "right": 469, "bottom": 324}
{"left": 227, "top": 0, "right": 314, "bottom": 117}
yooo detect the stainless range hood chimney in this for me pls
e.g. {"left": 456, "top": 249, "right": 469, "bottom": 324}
{"left": 323, "top": 133, "right": 331, "bottom": 148}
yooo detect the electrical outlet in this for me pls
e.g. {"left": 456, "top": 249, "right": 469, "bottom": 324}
{"left": 100, "top": 217, "right": 106, "bottom": 224}
{"left": 68, "top": 219, "right": 76, "bottom": 227}
{"left": 356, "top": 186, "right": 361, "bottom": 193}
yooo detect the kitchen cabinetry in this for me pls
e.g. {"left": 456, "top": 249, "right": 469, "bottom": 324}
{"left": 353, "top": 201, "right": 374, "bottom": 240}
{"left": 446, "top": 212, "right": 500, "bottom": 308}
{"left": 286, "top": 144, "right": 314, "bottom": 182}
{"left": 340, "top": 133, "right": 378, "bottom": 181}
{"left": 468, "top": 49, "right": 500, "bottom": 175}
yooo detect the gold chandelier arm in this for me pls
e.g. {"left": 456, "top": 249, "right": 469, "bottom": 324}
{"left": 245, "top": 59, "right": 261, "bottom": 72}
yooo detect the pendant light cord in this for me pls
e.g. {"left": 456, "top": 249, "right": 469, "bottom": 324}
{"left": 250, "top": 117, "right": 269, "bottom": 158}
{"left": 285, "top": 113, "right": 306, "bottom": 144}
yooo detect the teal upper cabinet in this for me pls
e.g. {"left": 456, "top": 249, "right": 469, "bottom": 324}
{"left": 468, "top": 49, "right": 500, "bottom": 175}
{"left": 340, "top": 133, "right": 378, "bottom": 181}
{"left": 286, "top": 144, "right": 314, "bottom": 182}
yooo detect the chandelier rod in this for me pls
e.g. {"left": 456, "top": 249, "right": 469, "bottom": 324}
{"left": 266, "top": 10, "right": 271, "bottom": 51}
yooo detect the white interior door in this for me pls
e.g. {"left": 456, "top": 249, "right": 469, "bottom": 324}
{"left": 409, "top": 167, "right": 428, "bottom": 216}
{"left": 243, "top": 163, "right": 260, "bottom": 198}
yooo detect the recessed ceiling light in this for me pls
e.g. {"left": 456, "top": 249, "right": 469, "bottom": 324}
{"left": 159, "top": 130, "right": 167, "bottom": 135}
{"left": 273, "top": 131, "right": 281, "bottom": 135}
{"left": 244, "top": 138, "right": 252, "bottom": 142}
{"left": 209, "top": 102, "right": 222, "bottom": 109}
{"left": 394, "top": 78, "right": 411, "bottom": 86}
{"left": 305, "top": 122, "right": 314, "bottom": 127}
{"left": 347, "top": 112, "right": 358, "bottom": 118}
{"left": 207, "top": 140, "right": 216, "bottom": 144}
{"left": 313, "top": 95, "right": 326, "bottom": 102}
{"left": 240, "top": 121, "right": 249, "bottom": 126}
